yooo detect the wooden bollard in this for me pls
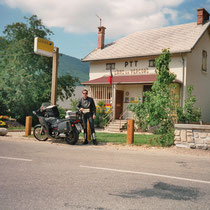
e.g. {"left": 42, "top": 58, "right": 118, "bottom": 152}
{"left": 25, "top": 116, "right": 32, "bottom": 136}
{"left": 127, "top": 119, "right": 134, "bottom": 144}
{"left": 87, "top": 120, "right": 91, "bottom": 140}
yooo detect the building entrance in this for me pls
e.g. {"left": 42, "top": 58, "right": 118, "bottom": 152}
{"left": 115, "top": 90, "right": 124, "bottom": 119}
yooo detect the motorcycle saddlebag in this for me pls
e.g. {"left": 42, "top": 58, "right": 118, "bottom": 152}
{"left": 57, "top": 120, "right": 71, "bottom": 133}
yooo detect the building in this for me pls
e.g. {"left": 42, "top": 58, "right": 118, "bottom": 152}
{"left": 82, "top": 8, "right": 210, "bottom": 122}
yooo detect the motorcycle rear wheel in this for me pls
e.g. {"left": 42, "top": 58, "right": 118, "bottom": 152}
{"left": 33, "top": 125, "right": 48, "bottom": 141}
{"left": 65, "top": 128, "right": 79, "bottom": 145}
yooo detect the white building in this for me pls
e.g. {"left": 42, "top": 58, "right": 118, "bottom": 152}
{"left": 82, "top": 8, "right": 210, "bottom": 122}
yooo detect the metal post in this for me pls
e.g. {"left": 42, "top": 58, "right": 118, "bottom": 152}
{"left": 51, "top": 47, "right": 59, "bottom": 105}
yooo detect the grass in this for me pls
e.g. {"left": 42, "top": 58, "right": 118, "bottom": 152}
{"left": 5, "top": 126, "right": 160, "bottom": 147}
{"left": 81, "top": 132, "right": 160, "bottom": 146}
{"left": 7, "top": 126, "right": 25, "bottom": 131}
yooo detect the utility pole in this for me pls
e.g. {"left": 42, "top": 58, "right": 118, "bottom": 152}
{"left": 51, "top": 47, "right": 59, "bottom": 105}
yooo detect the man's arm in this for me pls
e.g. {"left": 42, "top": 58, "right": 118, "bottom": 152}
{"left": 91, "top": 98, "right": 96, "bottom": 116}
{"left": 76, "top": 99, "right": 82, "bottom": 110}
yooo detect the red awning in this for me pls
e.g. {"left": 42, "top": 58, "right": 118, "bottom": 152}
{"left": 82, "top": 74, "right": 182, "bottom": 85}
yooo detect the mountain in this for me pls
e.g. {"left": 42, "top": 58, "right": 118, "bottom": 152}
{"left": 58, "top": 54, "right": 89, "bottom": 83}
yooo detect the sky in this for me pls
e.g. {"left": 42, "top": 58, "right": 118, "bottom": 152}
{"left": 0, "top": 0, "right": 210, "bottom": 59}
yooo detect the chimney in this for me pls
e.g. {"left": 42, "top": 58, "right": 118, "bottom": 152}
{"left": 197, "top": 8, "right": 209, "bottom": 25}
{"left": 98, "top": 26, "right": 106, "bottom": 49}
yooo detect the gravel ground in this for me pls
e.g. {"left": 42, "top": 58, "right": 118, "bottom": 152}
{"left": 1, "top": 131, "right": 210, "bottom": 157}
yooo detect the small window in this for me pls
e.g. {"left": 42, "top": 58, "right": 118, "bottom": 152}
{"left": 202, "top": 50, "right": 207, "bottom": 72}
{"left": 106, "top": 63, "right": 115, "bottom": 70}
{"left": 149, "top": 60, "right": 155, "bottom": 67}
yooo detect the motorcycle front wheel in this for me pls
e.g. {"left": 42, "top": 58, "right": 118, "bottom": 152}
{"left": 33, "top": 125, "right": 48, "bottom": 141}
{"left": 65, "top": 128, "right": 79, "bottom": 145}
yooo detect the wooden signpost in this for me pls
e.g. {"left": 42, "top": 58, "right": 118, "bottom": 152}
{"left": 25, "top": 38, "right": 59, "bottom": 136}
{"left": 34, "top": 37, "right": 59, "bottom": 105}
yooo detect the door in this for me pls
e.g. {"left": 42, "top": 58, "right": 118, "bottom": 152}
{"left": 115, "top": 90, "right": 124, "bottom": 119}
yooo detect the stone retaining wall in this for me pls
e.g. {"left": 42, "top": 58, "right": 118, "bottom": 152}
{"left": 174, "top": 124, "right": 210, "bottom": 149}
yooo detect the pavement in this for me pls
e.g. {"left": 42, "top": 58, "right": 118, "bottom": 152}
{"left": 2, "top": 131, "right": 210, "bottom": 157}
{"left": 1, "top": 132, "right": 210, "bottom": 210}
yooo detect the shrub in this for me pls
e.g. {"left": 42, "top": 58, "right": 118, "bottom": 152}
{"left": 58, "top": 107, "right": 66, "bottom": 119}
{"left": 94, "top": 101, "right": 110, "bottom": 128}
{"left": 69, "top": 98, "right": 80, "bottom": 111}
{"left": 177, "top": 86, "right": 201, "bottom": 123}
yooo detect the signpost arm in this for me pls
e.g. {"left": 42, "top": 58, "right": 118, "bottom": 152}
{"left": 51, "top": 47, "right": 59, "bottom": 105}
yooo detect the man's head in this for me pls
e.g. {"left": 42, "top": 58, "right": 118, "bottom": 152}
{"left": 82, "top": 89, "right": 88, "bottom": 99}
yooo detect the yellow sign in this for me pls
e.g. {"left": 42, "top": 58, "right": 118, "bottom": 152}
{"left": 34, "top": 37, "right": 54, "bottom": 57}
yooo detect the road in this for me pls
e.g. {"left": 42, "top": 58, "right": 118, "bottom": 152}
{"left": 0, "top": 135, "right": 210, "bottom": 210}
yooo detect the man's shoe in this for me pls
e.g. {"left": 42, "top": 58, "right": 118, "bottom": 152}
{"left": 83, "top": 140, "right": 88, "bottom": 145}
{"left": 93, "top": 140, "right": 98, "bottom": 145}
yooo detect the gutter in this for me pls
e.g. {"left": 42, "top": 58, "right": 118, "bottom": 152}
{"left": 181, "top": 53, "right": 185, "bottom": 107}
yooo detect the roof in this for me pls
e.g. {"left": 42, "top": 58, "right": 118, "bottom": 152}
{"left": 82, "top": 74, "right": 182, "bottom": 85}
{"left": 82, "top": 21, "right": 210, "bottom": 61}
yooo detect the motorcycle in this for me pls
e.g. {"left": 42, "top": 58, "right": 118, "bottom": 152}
{"left": 33, "top": 103, "right": 83, "bottom": 145}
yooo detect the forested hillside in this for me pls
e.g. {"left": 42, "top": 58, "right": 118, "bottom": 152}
{"left": 58, "top": 54, "right": 89, "bottom": 83}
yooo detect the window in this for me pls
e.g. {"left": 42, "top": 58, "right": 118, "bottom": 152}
{"left": 106, "top": 63, "right": 115, "bottom": 70}
{"left": 149, "top": 60, "right": 155, "bottom": 67}
{"left": 89, "top": 85, "right": 112, "bottom": 105}
{"left": 202, "top": 50, "right": 207, "bottom": 72}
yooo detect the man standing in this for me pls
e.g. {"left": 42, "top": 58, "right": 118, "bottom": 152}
{"left": 77, "top": 89, "right": 97, "bottom": 145}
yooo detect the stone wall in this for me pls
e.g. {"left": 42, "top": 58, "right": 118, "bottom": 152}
{"left": 174, "top": 124, "right": 210, "bottom": 149}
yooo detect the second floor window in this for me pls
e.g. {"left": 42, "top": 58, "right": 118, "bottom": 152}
{"left": 106, "top": 63, "right": 115, "bottom": 70}
{"left": 202, "top": 50, "right": 207, "bottom": 72}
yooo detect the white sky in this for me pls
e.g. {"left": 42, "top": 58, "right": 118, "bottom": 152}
{"left": 0, "top": 0, "right": 187, "bottom": 38}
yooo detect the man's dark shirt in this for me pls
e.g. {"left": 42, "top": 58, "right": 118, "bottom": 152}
{"left": 77, "top": 96, "right": 96, "bottom": 115}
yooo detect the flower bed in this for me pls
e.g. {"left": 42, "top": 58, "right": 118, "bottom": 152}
{"left": 0, "top": 115, "right": 9, "bottom": 127}
{"left": 0, "top": 115, "right": 23, "bottom": 128}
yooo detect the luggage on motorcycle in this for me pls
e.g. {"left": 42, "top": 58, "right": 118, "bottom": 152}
{"left": 57, "top": 120, "right": 72, "bottom": 133}
{"left": 45, "top": 117, "right": 58, "bottom": 127}
{"left": 65, "top": 111, "right": 79, "bottom": 120}
{"left": 45, "top": 105, "right": 60, "bottom": 118}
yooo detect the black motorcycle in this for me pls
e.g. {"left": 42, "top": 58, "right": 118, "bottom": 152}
{"left": 33, "top": 103, "right": 83, "bottom": 145}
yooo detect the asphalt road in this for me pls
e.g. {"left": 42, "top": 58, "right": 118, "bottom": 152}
{"left": 0, "top": 136, "right": 210, "bottom": 210}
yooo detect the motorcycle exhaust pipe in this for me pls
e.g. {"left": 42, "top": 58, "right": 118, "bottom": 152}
{"left": 59, "top": 133, "right": 66, "bottom": 138}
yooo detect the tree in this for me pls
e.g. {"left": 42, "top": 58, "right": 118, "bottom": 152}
{"left": 0, "top": 15, "right": 78, "bottom": 123}
{"left": 129, "top": 49, "right": 177, "bottom": 146}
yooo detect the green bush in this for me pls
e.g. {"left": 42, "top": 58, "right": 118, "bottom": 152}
{"left": 94, "top": 101, "right": 110, "bottom": 128}
{"left": 69, "top": 98, "right": 80, "bottom": 111}
{"left": 58, "top": 107, "right": 66, "bottom": 119}
{"left": 155, "top": 129, "right": 175, "bottom": 147}
{"left": 177, "top": 86, "right": 201, "bottom": 123}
